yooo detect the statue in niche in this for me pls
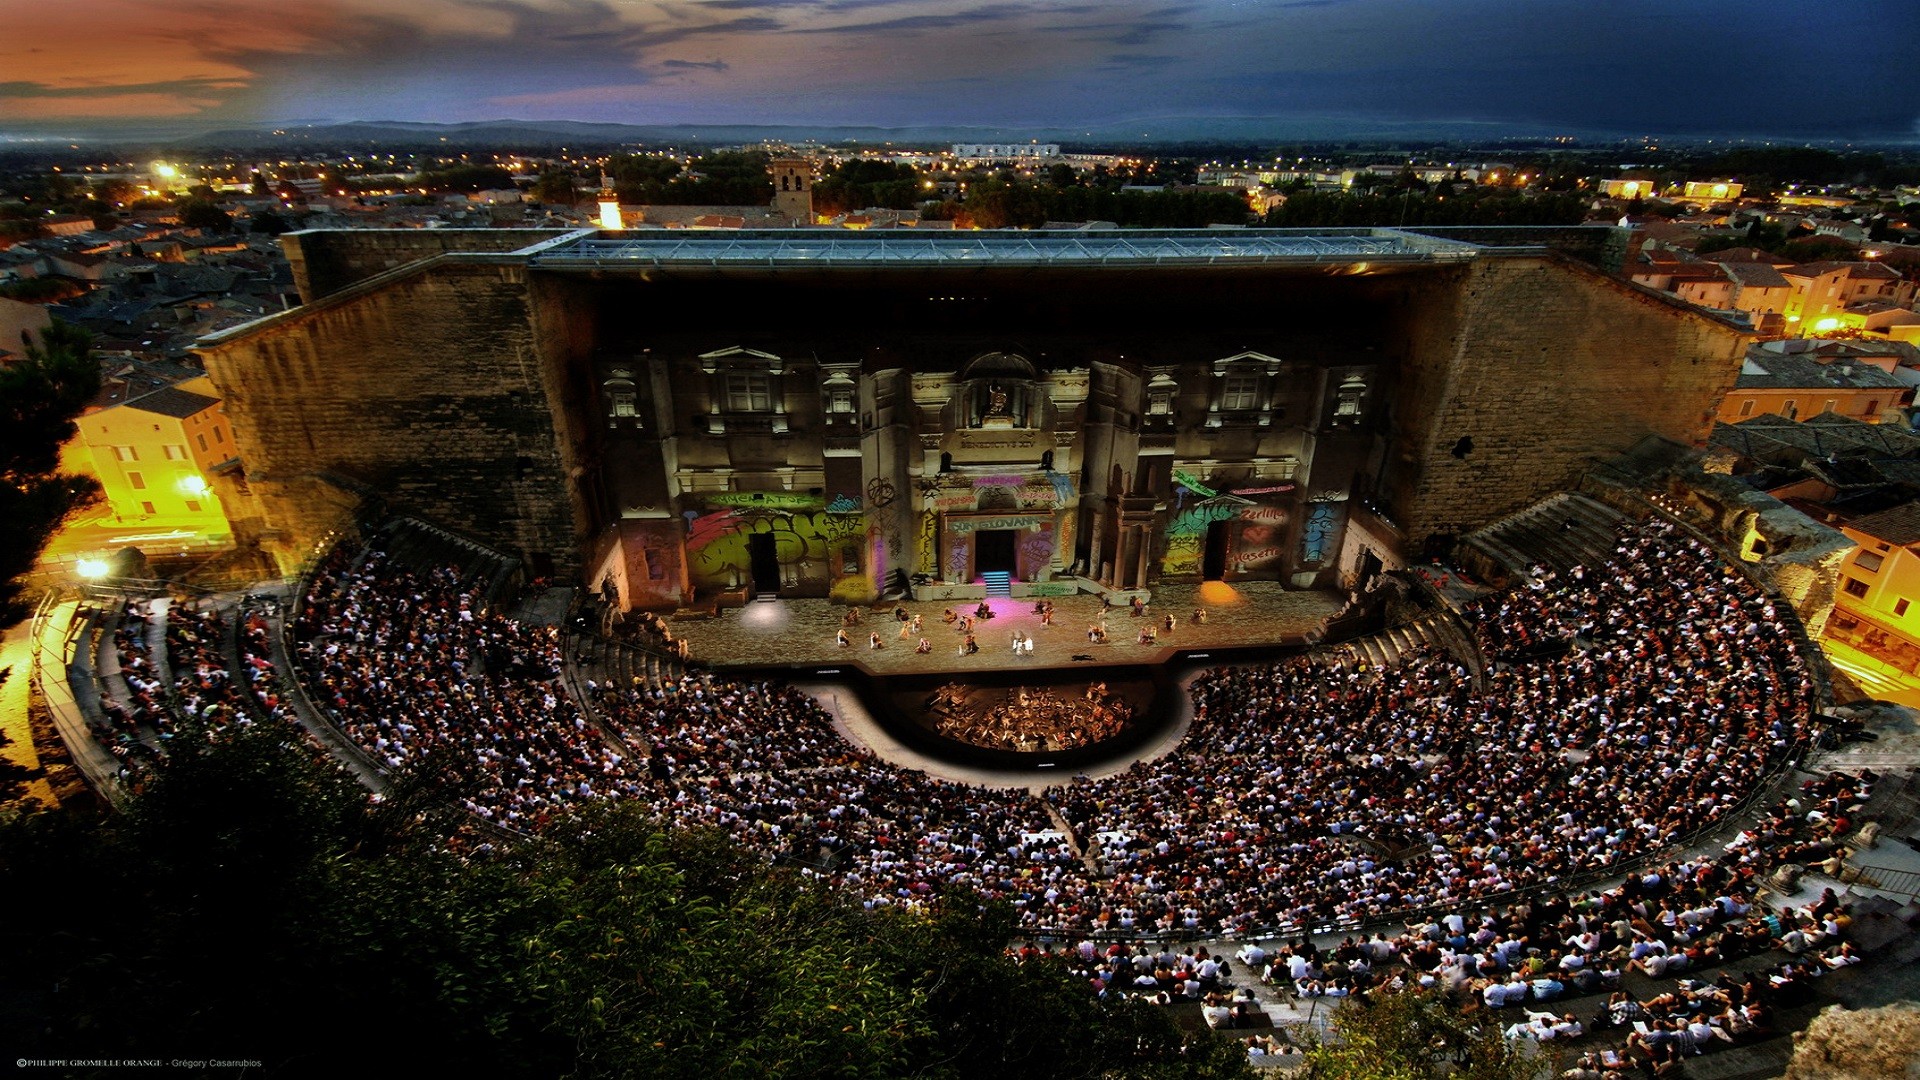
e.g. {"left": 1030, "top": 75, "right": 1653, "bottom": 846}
{"left": 986, "top": 382, "right": 1009, "bottom": 417}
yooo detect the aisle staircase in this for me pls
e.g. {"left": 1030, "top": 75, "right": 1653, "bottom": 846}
{"left": 1327, "top": 612, "right": 1455, "bottom": 674}
{"left": 1456, "top": 492, "right": 1626, "bottom": 587}
{"left": 982, "top": 570, "right": 1012, "bottom": 598}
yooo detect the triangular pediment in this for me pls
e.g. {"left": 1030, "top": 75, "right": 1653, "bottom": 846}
{"left": 698, "top": 346, "right": 785, "bottom": 374}
{"left": 1211, "top": 350, "right": 1283, "bottom": 375}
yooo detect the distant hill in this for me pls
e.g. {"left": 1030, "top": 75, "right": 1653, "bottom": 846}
{"left": 131, "top": 116, "right": 1648, "bottom": 156}
{"left": 10, "top": 116, "right": 1914, "bottom": 155}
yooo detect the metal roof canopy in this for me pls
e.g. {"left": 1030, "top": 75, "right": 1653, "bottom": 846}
{"left": 526, "top": 227, "right": 1485, "bottom": 270}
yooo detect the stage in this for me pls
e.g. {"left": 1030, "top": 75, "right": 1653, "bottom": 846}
{"left": 669, "top": 581, "right": 1341, "bottom": 778}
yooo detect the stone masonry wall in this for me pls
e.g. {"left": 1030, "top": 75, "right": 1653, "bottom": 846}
{"left": 283, "top": 229, "right": 572, "bottom": 302}
{"left": 1386, "top": 255, "right": 1748, "bottom": 544}
{"left": 197, "top": 258, "right": 576, "bottom": 572}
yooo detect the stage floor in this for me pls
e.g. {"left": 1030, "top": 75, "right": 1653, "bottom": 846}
{"left": 670, "top": 580, "right": 1343, "bottom": 676}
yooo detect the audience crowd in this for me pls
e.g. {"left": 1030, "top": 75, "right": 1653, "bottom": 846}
{"left": 1050, "top": 518, "right": 1811, "bottom": 936}
{"left": 63, "top": 509, "right": 1869, "bottom": 1073}
{"left": 94, "top": 598, "right": 171, "bottom": 775}
{"left": 292, "top": 546, "right": 649, "bottom": 830}
{"left": 274, "top": 515, "right": 1822, "bottom": 970}
{"left": 165, "top": 605, "right": 250, "bottom": 732}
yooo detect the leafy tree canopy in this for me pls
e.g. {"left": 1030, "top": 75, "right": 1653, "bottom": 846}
{"left": 412, "top": 164, "right": 516, "bottom": 193}
{"left": 611, "top": 152, "right": 774, "bottom": 206}
{"left": 1, "top": 725, "right": 1254, "bottom": 1079}
{"left": 178, "top": 197, "right": 233, "bottom": 233}
{"left": 1298, "top": 987, "right": 1544, "bottom": 1080}
{"left": 0, "top": 320, "right": 100, "bottom": 628}
{"left": 1266, "top": 189, "right": 1587, "bottom": 229}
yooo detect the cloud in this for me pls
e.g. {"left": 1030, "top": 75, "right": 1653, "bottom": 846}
{"left": 2, "top": 0, "right": 1916, "bottom": 135}
{"left": 786, "top": 3, "right": 1043, "bottom": 35}
{"left": 0, "top": 77, "right": 249, "bottom": 100}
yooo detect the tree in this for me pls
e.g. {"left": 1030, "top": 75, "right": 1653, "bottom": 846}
{"left": 1, "top": 726, "right": 1255, "bottom": 1079}
{"left": 1297, "top": 987, "right": 1544, "bottom": 1080}
{"left": 532, "top": 170, "right": 578, "bottom": 205}
{"left": 0, "top": 320, "right": 101, "bottom": 628}
{"left": 1780, "top": 235, "right": 1860, "bottom": 263}
{"left": 179, "top": 198, "right": 232, "bottom": 233}
{"left": 412, "top": 164, "right": 516, "bottom": 193}
{"left": 250, "top": 208, "right": 291, "bottom": 236}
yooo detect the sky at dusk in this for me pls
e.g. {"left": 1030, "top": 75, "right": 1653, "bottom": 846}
{"left": 2, "top": 0, "right": 1917, "bottom": 139}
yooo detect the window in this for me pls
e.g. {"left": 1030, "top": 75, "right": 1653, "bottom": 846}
{"left": 213, "top": 425, "right": 226, "bottom": 444}
{"left": 1896, "top": 598, "right": 1911, "bottom": 618}
{"left": 197, "top": 433, "right": 209, "bottom": 453}
{"left": 828, "top": 389, "right": 854, "bottom": 415}
{"left": 184, "top": 500, "right": 201, "bottom": 513}
{"left": 1738, "top": 399, "right": 1755, "bottom": 417}
{"left": 128, "top": 472, "right": 146, "bottom": 490}
{"left": 725, "top": 373, "right": 773, "bottom": 413}
{"left": 1865, "top": 399, "right": 1880, "bottom": 416}
{"left": 111, "top": 445, "right": 138, "bottom": 462}
{"left": 1334, "top": 373, "right": 1367, "bottom": 420}
{"left": 1222, "top": 375, "right": 1261, "bottom": 412}
{"left": 1843, "top": 577, "right": 1869, "bottom": 598}
{"left": 1823, "top": 399, "right": 1836, "bottom": 414}
{"left": 1782, "top": 399, "right": 1797, "bottom": 419}
{"left": 611, "top": 390, "right": 637, "bottom": 418}
{"left": 164, "top": 445, "right": 187, "bottom": 460}
{"left": 1855, "top": 551, "right": 1883, "bottom": 573}
{"left": 1146, "top": 373, "right": 1179, "bottom": 417}
{"left": 140, "top": 501, "right": 156, "bottom": 516}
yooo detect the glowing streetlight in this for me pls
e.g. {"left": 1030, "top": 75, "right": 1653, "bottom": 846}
{"left": 76, "top": 556, "right": 111, "bottom": 580}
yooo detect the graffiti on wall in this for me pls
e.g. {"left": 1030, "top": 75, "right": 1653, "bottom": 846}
{"left": 916, "top": 512, "right": 939, "bottom": 576}
{"left": 946, "top": 540, "right": 970, "bottom": 581}
{"left": 1019, "top": 529, "right": 1056, "bottom": 579}
{"left": 1300, "top": 500, "right": 1348, "bottom": 568}
{"left": 701, "top": 491, "right": 825, "bottom": 510}
{"left": 1231, "top": 505, "right": 1289, "bottom": 572}
{"left": 1162, "top": 500, "right": 1239, "bottom": 576}
{"left": 684, "top": 507, "right": 870, "bottom": 590}
{"left": 949, "top": 514, "right": 1047, "bottom": 534}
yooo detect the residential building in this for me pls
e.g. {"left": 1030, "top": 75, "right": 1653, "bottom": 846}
{"left": 76, "top": 376, "right": 236, "bottom": 540}
{"left": 1828, "top": 502, "right": 1920, "bottom": 681}
{"left": 1716, "top": 340, "right": 1913, "bottom": 424}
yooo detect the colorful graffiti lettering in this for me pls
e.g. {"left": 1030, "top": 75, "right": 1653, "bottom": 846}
{"left": 1231, "top": 484, "right": 1296, "bottom": 495}
{"left": 1020, "top": 530, "right": 1056, "bottom": 577}
{"left": 684, "top": 508, "right": 871, "bottom": 590}
{"left": 1301, "top": 502, "right": 1346, "bottom": 567}
{"left": 685, "top": 508, "right": 741, "bottom": 548}
{"left": 826, "top": 493, "right": 862, "bottom": 513}
{"left": 917, "top": 512, "right": 939, "bottom": 576}
{"left": 1167, "top": 501, "right": 1237, "bottom": 538}
{"left": 702, "top": 491, "right": 825, "bottom": 510}
{"left": 929, "top": 490, "right": 978, "bottom": 512}
{"left": 946, "top": 541, "right": 970, "bottom": 581}
{"left": 1046, "top": 470, "right": 1075, "bottom": 504}
{"left": 949, "top": 515, "right": 1046, "bottom": 534}
{"left": 1172, "top": 469, "right": 1218, "bottom": 498}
